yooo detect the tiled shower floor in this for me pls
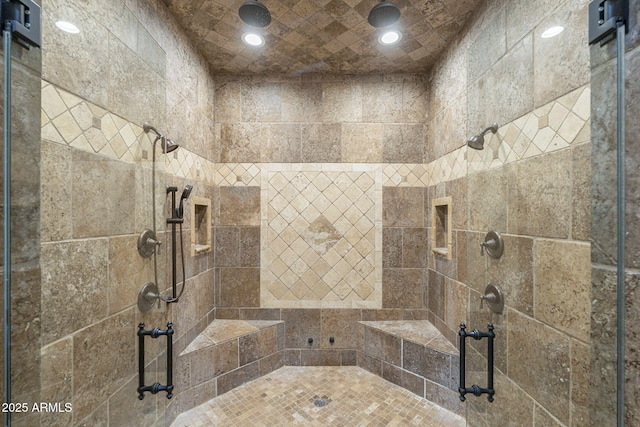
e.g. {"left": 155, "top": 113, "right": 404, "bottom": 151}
{"left": 171, "top": 366, "right": 465, "bottom": 427}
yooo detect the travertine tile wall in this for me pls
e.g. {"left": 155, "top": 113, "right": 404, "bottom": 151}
{"left": 40, "top": 1, "right": 216, "bottom": 426}
{"left": 212, "top": 73, "right": 431, "bottom": 315}
{"left": 590, "top": 0, "right": 640, "bottom": 425}
{"left": 424, "top": 0, "right": 592, "bottom": 426}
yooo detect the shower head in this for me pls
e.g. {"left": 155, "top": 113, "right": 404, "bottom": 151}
{"left": 144, "top": 122, "right": 180, "bottom": 154}
{"left": 176, "top": 185, "right": 193, "bottom": 219}
{"left": 239, "top": 1, "right": 271, "bottom": 27}
{"left": 467, "top": 123, "right": 499, "bottom": 150}
{"left": 162, "top": 137, "right": 179, "bottom": 153}
{"left": 368, "top": 0, "right": 401, "bottom": 28}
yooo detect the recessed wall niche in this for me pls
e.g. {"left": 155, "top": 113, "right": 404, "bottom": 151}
{"left": 191, "top": 196, "right": 211, "bottom": 256}
{"left": 431, "top": 196, "right": 452, "bottom": 260}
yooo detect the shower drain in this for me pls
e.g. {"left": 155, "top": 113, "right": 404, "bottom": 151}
{"left": 311, "top": 394, "right": 331, "bottom": 408}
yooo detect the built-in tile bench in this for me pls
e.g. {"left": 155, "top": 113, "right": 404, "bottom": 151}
{"left": 357, "top": 320, "right": 462, "bottom": 415}
{"left": 173, "top": 319, "right": 285, "bottom": 415}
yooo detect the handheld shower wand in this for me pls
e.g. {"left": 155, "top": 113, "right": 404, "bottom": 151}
{"left": 176, "top": 185, "right": 193, "bottom": 220}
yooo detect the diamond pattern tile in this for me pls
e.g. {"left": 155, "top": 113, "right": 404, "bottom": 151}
{"left": 261, "top": 165, "right": 382, "bottom": 308}
{"left": 468, "top": 84, "right": 590, "bottom": 174}
{"left": 42, "top": 82, "right": 216, "bottom": 184}
{"left": 162, "top": 0, "right": 479, "bottom": 75}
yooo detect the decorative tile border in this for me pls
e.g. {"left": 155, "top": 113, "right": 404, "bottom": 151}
{"left": 214, "top": 163, "right": 261, "bottom": 186}
{"left": 468, "top": 84, "right": 590, "bottom": 174}
{"left": 41, "top": 81, "right": 216, "bottom": 184}
{"left": 260, "top": 163, "right": 383, "bottom": 309}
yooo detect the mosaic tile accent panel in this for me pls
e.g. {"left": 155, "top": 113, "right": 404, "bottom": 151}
{"left": 41, "top": 81, "right": 216, "bottom": 183}
{"left": 260, "top": 164, "right": 382, "bottom": 309}
{"left": 171, "top": 366, "right": 465, "bottom": 427}
{"left": 468, "top": 84, "right": 591, "bottom": 174}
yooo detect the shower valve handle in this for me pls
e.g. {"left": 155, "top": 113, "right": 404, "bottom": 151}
{"left": 479, "top": 239, "right": 496, "bottom": 256}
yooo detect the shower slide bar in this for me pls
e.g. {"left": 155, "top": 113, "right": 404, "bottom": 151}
{"left": 137, "top": 322, "right": 174, "bottom": 400}
{"left": 458, "top": 323, "right": 495, "bottom": 402}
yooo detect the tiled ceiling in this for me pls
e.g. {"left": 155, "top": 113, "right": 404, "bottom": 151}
{"left": 162, "top": 0, "right": 479, "bottom": 75}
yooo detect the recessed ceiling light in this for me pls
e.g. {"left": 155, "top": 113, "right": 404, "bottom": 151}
{"left": 242, "top": 32, "right": 265, "bottom": 47}
{"left": 541, "top": 26, "right": 564, "bottom": 39}
{"left": 55, "top": 21, "right": 80, "bottom": 34}
{"left": 379, "top": 30, "right": 402, "bottom": 45}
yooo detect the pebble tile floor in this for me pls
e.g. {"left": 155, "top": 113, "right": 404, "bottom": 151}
{"left": 171, "top": 366, "right": 466, "bottom": 426}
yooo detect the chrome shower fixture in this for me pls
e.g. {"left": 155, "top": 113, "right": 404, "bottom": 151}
{"left": 368, "top": 0, "right": 401, "bottom": 28}
{"left": 143, "top": 122, "right": 179, "bottom": 154}
{"left": 239, "top": 0, "right": 271, "bottom": 27}
{"left": 467, "top": 123, "right": 498, "bottom": 150}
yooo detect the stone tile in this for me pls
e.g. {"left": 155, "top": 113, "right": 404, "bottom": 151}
{"left": 108, "top": 234, "right": 153, "bottom": 314}
{"left": 383, "top": 227, "right": 402, "bottom": 268}
{"left": 571, "top": 143, "right": 591, "bottom": 241}
{"left": 428, "top": 270, "right": 445, "bottom": 320}
{"left": 75, "top": 401, "right": 108, "bottom": 427}
{"left": 301, "top": 349, "right": 342, "bottom": 366}
{"left": 467, "top": 167, "right": 508, "bottom": 232}
{"left": 201, "top": 320, "right": 257, "bottom": 344}
{"left": 322, "top": 82, "right": 362, "bottom": 123}
{"left": 507, "top": 308, "right": 570, "bottom": 424}
{"left": 533, "top": 0, "right": 589, "bottom": 107}
{"left": 534, "top": 240, "right": 591, "bottom": 342}
{"left": 73, "top": 309, "right": 136, "bottom": 422}
{"left": 193, "top": 339, "right": 239, "bottom": 385}
{"left": 40, "top": 141, "right": 72, "bottom": 242}
{"left": 281, "top": 82, "right": 323, "bottom": 122}
{"left": 281, "top": 309, "right": 321, "bottom": 349}
{"left": 341, "top": 123, "right": 383, "bottom": 163}
{"left": 42, "top": 0, "right": 109, "bottom": 106}
{"left": 508, "top": 150, "right": 571, "bottom": 238}
{"left": 402, "top": 228, "right": 429, "bottom": 268}
{"left": 41, "top": 240, "right": 108, "bottom": 344}
{"left": 625, "top": 48, "right": 640, "bottom": 269}
{"left": 363, "top": 327, "right": 401, "bottom": 366}
{"left": 241, "top": 82, "right": 282, "bottom": 122}
{"left": 40, "top": 337, "right": 73, "bottom": 426}
{"left": 109, "top": 33, "right": 165, "bottom": 126}
{"left": 589, "top": 60, "right": 617, "bottom": 266}
{"left": 261, "top": 124, "right": 301, "bottom": 163}
{"left": 468, "top": 7, "right": 506, "bottom": 82}
{"left": 361, "top": 309, "right": 404, "bottom": 321}
{"left": 301, "top": 123, "right": 341, "bottom": 163}
{"left": 446, "top": 177, "right": 467, "bottom": 231}
{"left": 487, "top": 235, "right": 534, "bottom": 316}
{"left": 216, "top": 360, "right": 261, "bottom": 395}
{"left": 505, "top": 0, "right": 562, "bottom": 48}
{"left": 403, "top": 341, "right": 453, "bottom": 388}
{"left": 468, "top": 35, "right": 533, "bottom": 134}
{"left": 382, "top": 269, "right": 424, "bottom": 309}
{"left": 109, "top": 374, "right": 157, "bottom": 427}
{"left": 424, "top": 379, "right": 463, "bottom": 417}
{"left": 218, "top": 268, "right": 260, "bottom": 307}
{"left": 215, "top": 82, "right": 241, "bottom": 123}
{"left": 320, "top": 309, "right": 361, "bottom": 349}
{"left": 239, "top": 308, "right": 281, "bottom": 321}
{"left": 240, "top": 227, "right": 260, "bottom": 267}
{"left": 214, "top": 226, "right": 239, "bottom": 267}
{"left": 402, "top": 79, "right": 429, "bottom": 123}
{"left": 571, "top": 339, "right": 590, "bottom": 426}
{"left": 362, "top": 82, "right": 403, "bottom": 123}
{"left": 239, "top": 328, "right": 277, "bottom": 366}
{"left": 341, "top": 350, "right": 357, "bottom": 366}
{"left": 444, "top": 278, "right": 468, "bottom": 333}
{"left": 383, "top": 124, "right": 425, "bottom": 163}
{"left": 71, "top": 149, "right": 136, "bottom": 237}
{"left": 259, "top": 352, "right": 285, "bottom": 375}
{"left": 358, "top": 352, "right": 382, "bottom": 376}
{"left": 219, "top": 123, "right": 262, "bottom": 163}
{"left": 218, "top": 186, "right": 260, "bottom": 226}
{"left": 382, "top": 187, "right": 424, "bottom": 227}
